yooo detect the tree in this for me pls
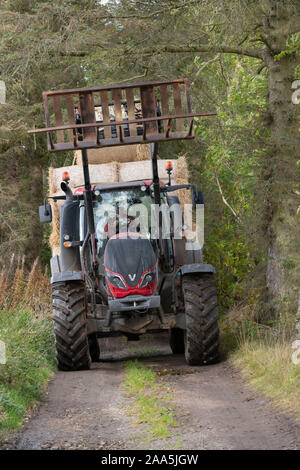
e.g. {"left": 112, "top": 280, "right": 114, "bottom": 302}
{"left": 0, "top": 0, "right": 299, "bottom": 316}
{"left": 101, "top": 0, "right": 300, "bottom": 314}
{"left": 0, "top": 0, "right": 110, "bottom": 265}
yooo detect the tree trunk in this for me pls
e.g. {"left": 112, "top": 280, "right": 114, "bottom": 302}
{"left": 263, "top": 2, "right": 300, "bottom": 314}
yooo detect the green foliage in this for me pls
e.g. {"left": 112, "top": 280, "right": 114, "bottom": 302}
{"left": 0, "top": 308, "right": 55, "bottom": 439}
{"left": 204, "top": 225, "right": 254, "bottom": 309}
{"left": 0, "top": 260, "right": 54, "bottom": 440}
{"left": 0, "top": 0, "right": 88, "bottom": 265}
{"left": 231, "top": 313, "right": 300, "bottom": 419}
{"left": 275, "top": 33, "right": 300, "bottom": 62}
{"left": 191, "top": 56, "right": 268, "bottom": 309}
{"left": 0, "top": 0, "right": 299, "bottom": 310}
{"left": 274, "top": 32, "right": 300, "bottom": 78}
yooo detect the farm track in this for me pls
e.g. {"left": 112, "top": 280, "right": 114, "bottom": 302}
{"left": 4, "top": 333, "right": 300, "bottom": 450}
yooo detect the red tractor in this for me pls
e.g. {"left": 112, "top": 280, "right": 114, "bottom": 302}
{"left": 32, "top": 79, "right": 219, "bottom": 370}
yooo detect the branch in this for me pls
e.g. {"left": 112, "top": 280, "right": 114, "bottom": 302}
{"left": 140, "top": 44, "right": 263, "bottom": 60}
{"left": 116, "top": 69, "right": 148, "bottom": 83}
{"left": 215, "top": 173, "right": 240, "bottom": 221}
{"left": 257, "top": 64, "right": 266, "bottom": 74}
{"left": 259, "top": 34, "right": 275, "bottom": 53}
{"left": 97, "top": 0, "right": 201, "bottom": 20}
{"left": 51, "top": 40, "right": 263, "bottom": 61}
{"left": 58, "top": 51, "right": 90, "bottom": 57}
{"left": 219, "top": 57, "right": 229, "bottom": 89}
{"left": 191, "top": 55, "right": 219, "bottom": 85}
{"left": 238, "top": 35, "right": 249, "bottom": 46}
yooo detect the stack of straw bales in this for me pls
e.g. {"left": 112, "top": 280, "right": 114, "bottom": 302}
{"left": 48, "top": 144, "right": 190, "bottom": 254}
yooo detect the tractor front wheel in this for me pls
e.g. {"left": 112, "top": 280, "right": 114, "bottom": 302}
{"left": 52, "top": 281, "right": 91, "bottom": 371}
{"left": 183, "top": 274, "right": 219, "bottom": 365}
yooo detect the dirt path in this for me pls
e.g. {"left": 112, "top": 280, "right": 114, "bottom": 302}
{"left": 5, "top": 334, "right": 300, "bottom": 450}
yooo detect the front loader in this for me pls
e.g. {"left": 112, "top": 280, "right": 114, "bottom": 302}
{"left": 30, "top": 78, "right": 219, "bottom": 370}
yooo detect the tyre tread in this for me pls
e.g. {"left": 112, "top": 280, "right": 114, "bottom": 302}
{"left": 52, "top": 281, "right": 91, "bottom": 371}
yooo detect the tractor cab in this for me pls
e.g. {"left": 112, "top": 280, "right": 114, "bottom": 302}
{"left": 80, "top": 180, "right": 175, "bottom": 297}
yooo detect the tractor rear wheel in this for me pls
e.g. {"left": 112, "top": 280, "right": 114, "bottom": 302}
{"left": 183, "top": 274, "right": 219, "bottom": 365}
{"left": 52, "top": 281, "right": 91, "bottom": 371}
{"left": 169, "top": 328, "right": 185, "bottom": 354}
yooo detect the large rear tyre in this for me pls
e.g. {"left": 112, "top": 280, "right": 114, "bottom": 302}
{"left": 169, "top": 328, "right": 185, "bottom": 354}
{"left": 52, "top": 281, "right": 91, "bottom": 371}
{"left": 183, "top": 274, "right": 219, "bottom": 365}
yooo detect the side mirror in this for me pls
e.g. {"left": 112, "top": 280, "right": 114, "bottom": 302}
{"left": 39, "top": 203, "right": 52, "bottom": 223}
{"left": 192, "top": 190, "right": 204, "bottom": 209}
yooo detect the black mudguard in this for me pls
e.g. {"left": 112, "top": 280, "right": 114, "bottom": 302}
{"left": 180, "top": 263, "right": 215, "bottom": 276}
{"left": 50, "top": 199, "right": 82, "bottom": 284}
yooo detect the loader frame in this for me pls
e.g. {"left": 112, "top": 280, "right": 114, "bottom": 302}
{"left": 28, "top": 79, "right": 215, "bottom": 151}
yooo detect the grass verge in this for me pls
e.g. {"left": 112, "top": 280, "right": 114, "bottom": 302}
{"left": 222, "top": 307, "right": 300, "bottom": 420}
{"left": 0, "top": 307, "right": 55, "bottom": 443}
{"left": 232, "top": 339, "right": 300, "bottom": 419}
{"left": 122, "top": 360, "right": 178, "bottom": 441}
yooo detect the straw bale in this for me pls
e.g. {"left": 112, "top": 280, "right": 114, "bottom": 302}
{"left": 174, "top": 156, "right": 192, "bottom": 207}
{"left": 50, "top": 163, "right": 118, "bottom": 193}
{"left": 74, "top": 144, "right": 151, "bottom": 165}
{"left": 48, "top": 167, "right": 61, "bottom": 250}
{"left": 119, "top": 159, "right": 178, "bottom": 184}
{"left": 136, "top": 144, "right": 151, "bottom": 161}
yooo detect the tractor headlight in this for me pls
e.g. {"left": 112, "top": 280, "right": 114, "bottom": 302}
{"left": 139, "top": 269, "right": 156, "bottom": 288}
{"left": 106, "top": 272, "right": 127, "bottom": 289}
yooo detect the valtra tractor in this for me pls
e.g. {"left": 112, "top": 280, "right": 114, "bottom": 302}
{"left": 29, "top": 79, "right": 220, "bottom": 371}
